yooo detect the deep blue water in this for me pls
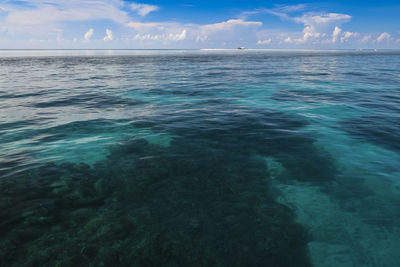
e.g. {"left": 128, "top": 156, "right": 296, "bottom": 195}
{"left": 0, "top": 50, "right": 399, "bottom": 266}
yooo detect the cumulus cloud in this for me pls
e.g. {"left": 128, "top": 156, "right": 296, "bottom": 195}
{"left": 126, "top": 18, "right": 262, "bottom": 47}
{"left": 133, "top": 29, "right": 186, "bottom": 42}
{"left": 0, "top": 1, "right": 395, "bottom": 48}
{"left": 332, "top": 26, "right": 342, "bottom": 43}
{"left": 361, "top": 35, "right": 372, "bottom": 43}
{"left": 195, "top": 35, "right": 208, "bottom": 42}
{"left": 280, "top": 26, "right": 322, "bottom": 45}
{"left": 257, "top": 39, "right": 272, "bottom": 45}
{"left": 103, "top": 29, "right": 114, "bottom": 41}
{"left": 302, "top": 26, "right": 320, "bottom": 41}
{"left": 242, "top": 4, "right": 356, "bottom": 46}
{"left": 170, "top": 29, "right": 186, "bottom": 41}
{"left": 131, "top": 2, "right": 159, "bottom": 17}
{"left": 284, "top": 36, "right": 293, "bottom": 43}
{"left": 248, "top": 6, "right": 352, "bottom": 46}
{"left": 377, "top": 32, "right": 391, "bottom": 43}
{"left": 126, "top": 21, "right": 187, "bottom": 41}
{"left": 341, "top": 31, "right": 359, "bottom": 42}
{"left": 290, "top": 13, "right": 350, "bottom": 45}
{"left": 84, "top": 28, "right": 94, "bottom": 41}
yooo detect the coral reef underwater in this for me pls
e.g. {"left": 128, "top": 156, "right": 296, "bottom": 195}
{"left": 0, "top": 107, "right": 334, "bottom": 267}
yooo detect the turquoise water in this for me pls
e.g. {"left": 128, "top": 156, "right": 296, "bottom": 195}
{"left": 0, "top": 50, "right": 399, "bottom": 266}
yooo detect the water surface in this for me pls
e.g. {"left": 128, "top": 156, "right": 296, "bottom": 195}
{"left": 1, "top": 50, "right": 399, "bottom": 266}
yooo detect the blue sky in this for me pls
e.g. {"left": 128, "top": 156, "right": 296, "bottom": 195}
{"left": 0, "top": 0, "right": 399, "bottom": 49}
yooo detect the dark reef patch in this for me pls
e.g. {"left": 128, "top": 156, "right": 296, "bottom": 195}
{"left": 339, "top": 115, "right": 400, "bottom": 152}
{"left": 0, "top": 137, "right": 311, "bottom": 267}
{"left": 0, "top": 103, "right": 335, "bottom": 266}
{"left": 140, "top": 106, "right": 338, "bottom": 183}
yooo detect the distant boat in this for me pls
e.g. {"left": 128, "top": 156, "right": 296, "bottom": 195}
{"left": 237, "top": 47, "right": 245, "bottom": 50}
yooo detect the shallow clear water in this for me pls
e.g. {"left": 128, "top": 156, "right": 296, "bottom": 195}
{"left": 1, "top": 50, "right": 399, "bottom": 266}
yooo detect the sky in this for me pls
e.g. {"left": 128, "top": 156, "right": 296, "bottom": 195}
{"left": 0, "top": 0, "right": 399, "bottom": 49}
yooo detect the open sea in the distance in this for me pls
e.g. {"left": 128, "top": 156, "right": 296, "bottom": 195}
{"left": 1, "top": 49, "right": 399, "bottom": 266}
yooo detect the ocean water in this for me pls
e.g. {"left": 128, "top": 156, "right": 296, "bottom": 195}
{"left": 0, "top": 50, "right": 399, "bottom": 266}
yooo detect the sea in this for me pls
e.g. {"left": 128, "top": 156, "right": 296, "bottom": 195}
{"left": 0, "top": 49, "right": 399, "bottom": 266}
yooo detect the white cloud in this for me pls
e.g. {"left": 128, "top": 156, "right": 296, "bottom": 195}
{"left": 284, "top": 36, "right": 293, "bottom": 43}
{"left": 169, "top": 29, "right": 186, "bottom": 41}
{"left": 340, "top": 31, "right": 359, "bottom": 42}
{"left": 134, "top": 33, "right": 159, "bottom": 41}
{"left": 294, "top": 13, "right": 351, "bottom": 26}
{"left": 302, "top": 26, "right": 320, "bottom": 41}
{"left": 5, "top": 0, "right": 129, "bottom": 26}
{"left": 241, "top": 4, "right": 361, "bottom": 47}
{"left": 196, "top": 35, "right": 208, "bottom": 42}
{"left": 126, "top": 21, "right": 188, "bottom": 42}
{"left": 274, "top": 4, "right": 307, "bottom": 13}
{"left": 84, "top": 28, "right": 94, "bottom": 41}
{"left": 200, "top": 19, "right": 262, "bottom": 31}
{"left": 257, "top": 39, "right": 271, "bottom": 45}
{"left": 133, "top": 29, "right": 186, "bottom": 41}
{"left": 125, "top": 21, "right": 164, "bottom": 31}
{"left": 241, "top": 5, "right": 306, "bottom": 21}
{"left": 251, "top": 7, "right": 351, "bottom": 28}
{"left": 0, "top": 1, "right": 395, "bottom": 49}
{"left": 360, "top": 35, "right": 372, "bottom": 43}
{"left": 252, "top": 8, "right": 352, "bottom": 46}
{"left": 281, "top": 26, "right": 322, "bottom": 45}
{"left": 133, "top": 33, "right": 156, "bottom": 41}
{"left": 131, "top": 2, "right": 160, "bottom": 17}
{"left": 377, "top": 32, "right": 391, "bottom": 43}
{"left": 103, "top": 29, "right": 114, "bottom": 41}
{"left": 332, "top": 26, "right": 342, "bottom": 43}
{"left": 198, "top": 19, "right": 262, "bottom": 46}
{"left": 246, "top": 9, "right": 288, "bottom": 21}
{"left": 126, "top": 18, "right": 262, "bottom": 47}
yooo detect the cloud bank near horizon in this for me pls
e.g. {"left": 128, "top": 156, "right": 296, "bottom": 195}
{"left": 0, "top": 1, "right": 398, "bottom": 49}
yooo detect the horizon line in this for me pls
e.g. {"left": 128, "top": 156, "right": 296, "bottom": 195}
{"left": 0, "top": 48, "right": 399, "bottom": 51}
